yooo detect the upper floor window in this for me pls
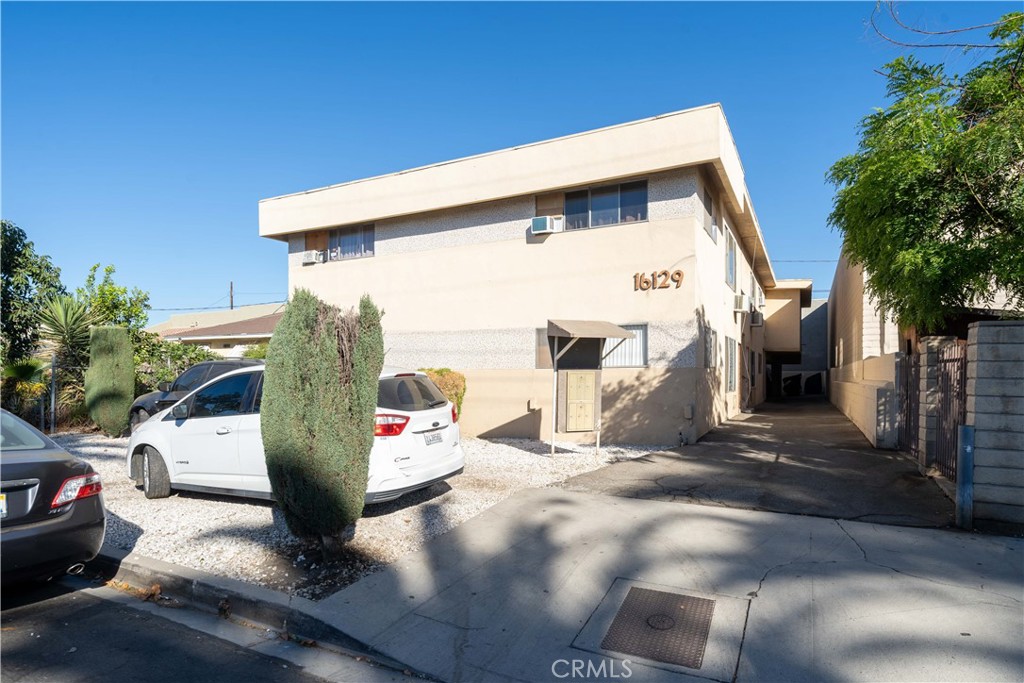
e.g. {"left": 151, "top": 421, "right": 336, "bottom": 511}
{"left": 702, "top": 188, "right": 717, "bottom": 242}
{"left": 725, "top": 227, "right": 737, "bottom": 291}
{"left": 328, "top": 224, "right": 374, "bottom": 261}
{"left": 564, "top": 181, "right": 648, "bottom": 230}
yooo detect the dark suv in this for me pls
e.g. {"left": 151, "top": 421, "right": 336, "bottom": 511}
{"left": 129, "top": 359, "right": 264, "bottom": 431}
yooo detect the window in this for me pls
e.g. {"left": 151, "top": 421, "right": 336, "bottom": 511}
{"left": 702, "top": 188, "right": 717, "bottom": 242}
{"left": 725, "top": 228, "right": 737, "bottom": 290}
{"left": 172, "top": 365, "right": 210, "bottom": 393}
{"left": 704, "top": 327, "right": 718, "bottom": 368}
{"left": 378, "top": 376, "right": 448, "bottom": 412}
{"left": 327, "top": 224, "right": 374, "bottom": 261}
{"left": 564, "top": 181, "right": 648, "bottom": 230}
{"left": 603, "top": 324, "right": 648, "bottom": 368}
{"left": 726, "top": 337, "right": 737, "bottom": 392}
{"left": 190, "top": 374, "right": 253, "bottom": 418}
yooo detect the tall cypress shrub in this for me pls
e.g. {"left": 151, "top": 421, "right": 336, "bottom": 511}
{"left": 261, "top": 290, "right": 384, "bottom": 551}
{"left": 84, "top": 326, "right": 134, "bottom": 436}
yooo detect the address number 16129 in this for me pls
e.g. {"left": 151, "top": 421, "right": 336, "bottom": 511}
{"left": 634, "top": 270, "right": 684, "bottom": 291}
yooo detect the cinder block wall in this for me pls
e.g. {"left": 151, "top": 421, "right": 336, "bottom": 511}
{"left": 966, "top": 321, "right": 1024, "bottom": 525}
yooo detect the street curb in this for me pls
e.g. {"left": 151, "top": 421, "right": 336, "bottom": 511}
{"left": 87, "top": 545, "right": 418, "bottom": 675}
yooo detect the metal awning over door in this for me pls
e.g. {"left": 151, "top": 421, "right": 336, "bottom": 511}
{"left": 546, "top": 320, "right": 635, "bottom": 455}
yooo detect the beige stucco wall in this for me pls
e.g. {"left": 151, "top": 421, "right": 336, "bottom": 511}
{"left": 289, "top": 214, "right": 697, "bottom": 335}
{"left": 764, "top": 290, "right": 801, "bottom": 353}
{"left": 458, "top": 367, "right": 697, "bottom": 446}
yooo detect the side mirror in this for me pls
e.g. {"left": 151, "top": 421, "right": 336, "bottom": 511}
{"left": 171, "top": 404, "right": 189, "bottom": 420}
{"left": 158, "top": 382, "right": 173, "bottom": 392}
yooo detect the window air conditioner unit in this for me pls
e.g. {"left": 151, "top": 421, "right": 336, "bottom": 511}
{"left": 531, "top": 215, "right": 564, "bottom": 236}
{"left": 750, "top": 311, "right": 764, "bottom": 327}
{"left": 301, "top": 250, "right": 319, "bottom": 265}
{"left": 734, "top": 294, "right": 752, "bottom": 312}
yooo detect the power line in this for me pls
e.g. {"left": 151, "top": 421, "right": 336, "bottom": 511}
{"left": 774, "top": 259, "right": 839, "bottom": 263}
{"left": 149, "top": 299, "right": 286, "bottom": 312}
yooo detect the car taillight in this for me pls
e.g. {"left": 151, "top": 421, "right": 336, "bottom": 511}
{"left": 451, "top": 404, "right": 458, "bottom": 423}
{"left": 374, "top": 414, "right": 409, "bottom": 437}
{"left": 51, "top": 472, "right": 103, "bottom": 508}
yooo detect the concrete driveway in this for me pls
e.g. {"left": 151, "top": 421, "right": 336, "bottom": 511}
{"left": 562, "top": 399, "right": 954, "bottom": 528}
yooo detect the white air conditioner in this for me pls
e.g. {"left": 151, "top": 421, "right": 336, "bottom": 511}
{"left": 734, "top": 294, "right": 752, "bottom": 312}
{"left": 301, "top": 250, "right": 319, "bottom": 265}
{"left": 531, "top": 215, "right": 564, "bottom": 236}
{"left": 750, "top": 311, "right": 764, "bottom": 327}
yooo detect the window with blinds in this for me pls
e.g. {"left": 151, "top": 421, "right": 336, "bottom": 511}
{"left": 603, "top": 324, "right": 648, "bottom": 368}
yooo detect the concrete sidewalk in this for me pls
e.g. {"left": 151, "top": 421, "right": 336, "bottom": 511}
{"left": 315, "top": 487, "right": 1023, "bottom": 682}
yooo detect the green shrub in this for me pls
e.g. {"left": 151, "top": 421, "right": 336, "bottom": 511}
{"left": 84, "top": 326, "right": 134, "bottom": 436}
{"left": 133, "top": 331, "right": 217, "bottom": 393}
{"left": 242, "top": 342, "right": 269, "bottom": 359}
{"left": 261, "top": 290, "right": 384, "bottom": 551}
{"left": 419, "top": 367, "right": 466, "bottom": 416}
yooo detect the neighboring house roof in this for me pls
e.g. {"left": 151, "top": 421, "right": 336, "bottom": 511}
{"left": 258, "top": 103, "right": 778, "bottom": 288}
{"left": 147, "top": 303, "right": 286, "bottom": 336}
{"left": 165, "top": 312, "right": 284, "bottom": 342}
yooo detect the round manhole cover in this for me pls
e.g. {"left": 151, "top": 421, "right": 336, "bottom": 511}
{"left": 646, "top": 614, "right": 676, "bottom": 631}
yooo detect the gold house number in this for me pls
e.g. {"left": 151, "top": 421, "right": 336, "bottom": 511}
{"left": 634, "top": 270, "right": 684, "bottom": 291}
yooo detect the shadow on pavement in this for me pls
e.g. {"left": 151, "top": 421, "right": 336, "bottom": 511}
{"left": 560, "top": 398, "right": 955, "bottom": 528}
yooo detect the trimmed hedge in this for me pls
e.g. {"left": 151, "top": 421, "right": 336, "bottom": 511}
{"left": 260, "top": 290, "right": 384, "bottom": 548}
{"left": 84, "top": 326, "right": 134, "bottom": 436}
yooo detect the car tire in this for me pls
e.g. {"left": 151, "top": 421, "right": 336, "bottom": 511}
{"left": 142, "top": 446, "right": 171, "bottom": 499}
{"left": 130, "top": 408, "right": 150, "bottom": 433}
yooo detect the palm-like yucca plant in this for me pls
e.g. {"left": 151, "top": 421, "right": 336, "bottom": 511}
{"left": 37, "top": 295, "right": 103, "bottom": 370}
{"left": 36, "top": 295, "right": 103, "bottom": 423}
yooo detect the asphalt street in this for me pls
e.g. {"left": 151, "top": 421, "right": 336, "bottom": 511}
{"left": 1, "top": 578, "right": 401, "bottom": 683}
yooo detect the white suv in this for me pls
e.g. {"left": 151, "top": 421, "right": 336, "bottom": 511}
{"left": 125, "top": 366, "right": 464, "bottom": 504}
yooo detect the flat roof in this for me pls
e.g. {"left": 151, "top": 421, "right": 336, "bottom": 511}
{"left": 259, "top": 104, "right": 778, "bottom": 287}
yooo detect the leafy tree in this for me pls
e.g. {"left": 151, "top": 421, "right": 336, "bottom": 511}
{"left": 0, "top": 220, "right": 65, "bottom": 363}
{"left": 84, "top": 326, "right": 134, "bottom": 436}
{"left": 828, "top": 12, "right": 1024, "bottom": 331}
{"left": 261, "top": 290, "right": 384, "bottom": 553}
{"left": 76, "top": 264, "right": 151, "bottom": 335}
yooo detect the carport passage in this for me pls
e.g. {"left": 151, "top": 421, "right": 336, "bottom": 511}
{"left": 561, "top": 399, "right": 954, "bottom": 527}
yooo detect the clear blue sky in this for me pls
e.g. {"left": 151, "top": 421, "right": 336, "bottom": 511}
{"left": 2, "top": 1, "right": 1016, "bottom": 323}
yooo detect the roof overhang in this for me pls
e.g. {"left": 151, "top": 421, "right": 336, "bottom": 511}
{"left": 259, "top": 104, "right": 776, "bottom": 287}
{"left": 771, "top": 278, "right": 814, "bottom": 307}
{"left": 547, "top": 320, "right": 635, "bottom": 340}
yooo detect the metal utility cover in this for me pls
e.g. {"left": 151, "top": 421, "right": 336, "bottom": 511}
{"left": 600, "top": 587, "right": 715, "bottom": 669}
{"left": 572, "top": 578, "right": 749, "bottom": 682}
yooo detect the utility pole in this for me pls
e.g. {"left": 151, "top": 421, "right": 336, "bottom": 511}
{"left": 230, "top": 281, "right": 234, "bottom": 310}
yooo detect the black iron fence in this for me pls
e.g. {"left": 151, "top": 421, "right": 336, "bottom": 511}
{"left": 934, "top": 343, "right": 968, "bottom": 481}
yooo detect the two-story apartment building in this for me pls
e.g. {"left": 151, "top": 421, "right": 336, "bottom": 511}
{"left": 258, "top": 105, "right": 808, "bottom": 444}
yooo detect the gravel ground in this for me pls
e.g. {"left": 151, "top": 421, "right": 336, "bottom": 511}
{"left": 53, "top": 432, "right": 669, "bottom": 601}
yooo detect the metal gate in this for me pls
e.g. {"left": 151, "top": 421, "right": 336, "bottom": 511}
{"left": 897, "top": 353, "right": 920, "bottom": 456}
{"left": 934, "top": 343, "right": 968, "bottom": 481}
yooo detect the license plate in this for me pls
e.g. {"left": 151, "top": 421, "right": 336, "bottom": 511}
{"left": 424, "top": 432, "right": 442, "bottom": 446}
{"left": 0, "top": 493, "right": 6, "bottom": 519}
